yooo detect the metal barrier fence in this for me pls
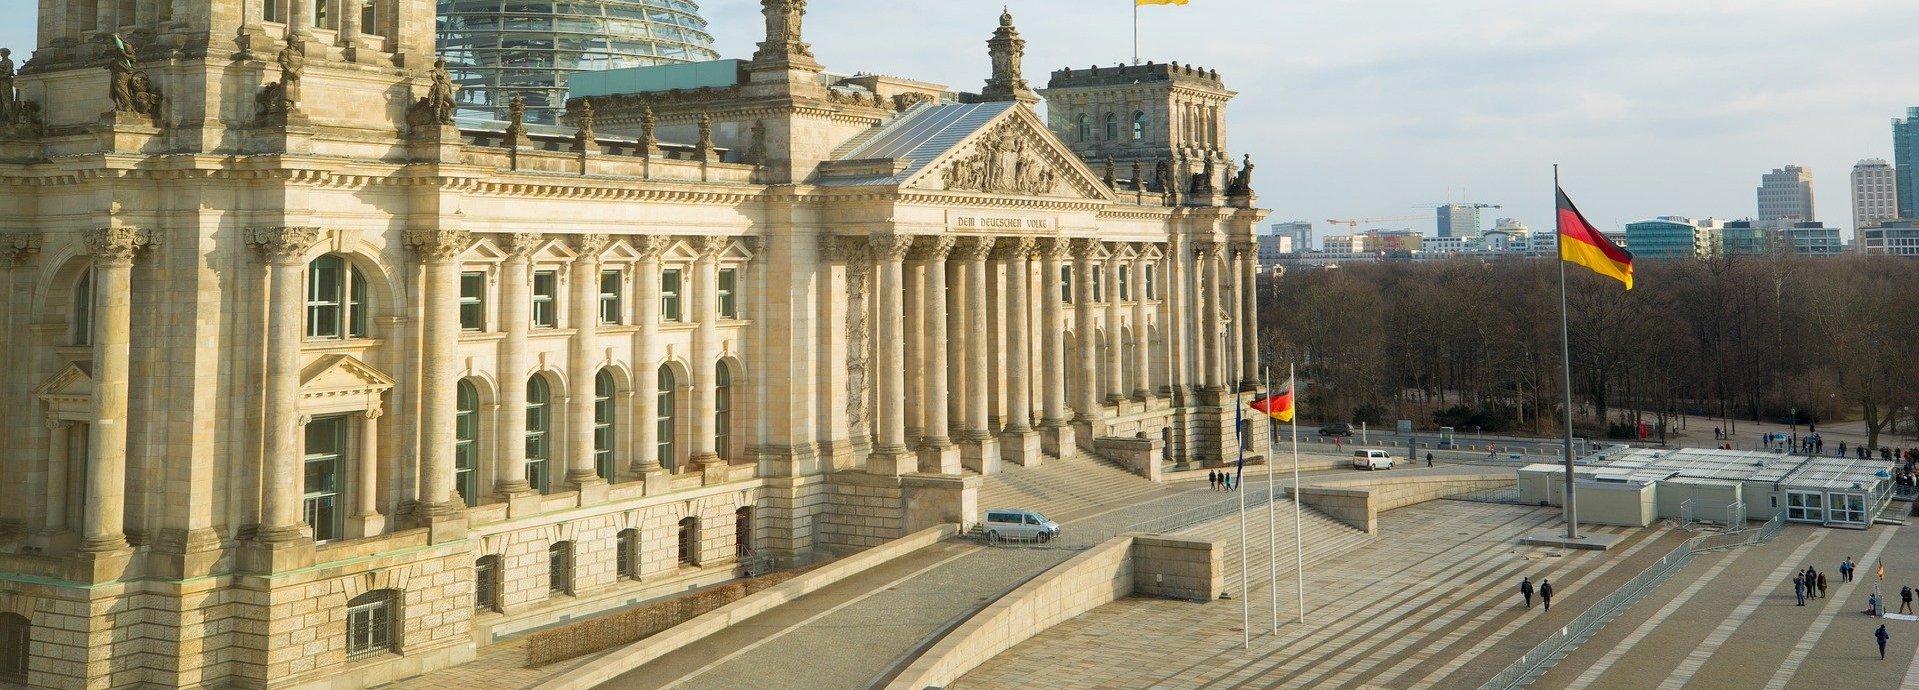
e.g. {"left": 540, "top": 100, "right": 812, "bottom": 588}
{"left": 1477, "top": 510, "right": 1787, "bottom": 690}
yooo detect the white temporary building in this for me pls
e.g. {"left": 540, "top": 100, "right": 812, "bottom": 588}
{"left": 1517, "top": 447, "right": 1892, "bottom": 529}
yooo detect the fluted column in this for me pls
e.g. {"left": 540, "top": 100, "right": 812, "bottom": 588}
{"left": 1132, "top": 246, "right": 1155, "bottom": 400}
{"left": 567, "top": 234, "right": 609, "bottom": 492}
{"left": 996, "top": 238, "right": 1041, "bottom": 466}
{"left": 903, "top": 255, "right": 923, "bottom": 444}
{"left": 867, "top": 235, "right": 914, "bottom": 475}
{"left": 1198, "top": 241, "right": 1224, "bottom": 391}
{"left": 407, "top": 228, "right": 471, "bottom": 525}
{"left": 1166, "top": 235, "right": 1189, "bottom": 405}
{"left": 957, "top": 237, "right": 998, "bottom": 474}
{"left": 1236, "top": 242, "right": 1260, "bottom": 390}
{"left": 495, "top": 233, "right": 540, "bottom": 497}
{"left": 633, "top": 236, "right": 669, "bottom": 481}
{"left": 44, "top": 420, "right": 71, "bottom": 534}
{"left": 243, "top": 226, "right": 314, "bottom": 546}
{"left": 1104, "top": 247, "right": 1126, "bottom": 404}
{"left": 915, "top": 236, "right": 960, "bottom": 474}
{"left": 1071, "top": 239, "right": 1100, "bottom": 425}
{"left": 689, "top": 236, "right": 726, "bottom": 473}
{"left": 1037, "top": 238, "right": 1075, "bottom": 458}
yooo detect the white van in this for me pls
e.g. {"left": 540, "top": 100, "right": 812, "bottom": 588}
{"left": 1352, "top": 449, "right": 1393, "bottom": 470}
{"left": 981, "top": 509, "right": 1061, "bottom": 544}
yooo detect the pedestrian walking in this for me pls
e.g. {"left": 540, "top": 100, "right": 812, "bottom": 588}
{"left": 1902, "top": 585, "right": 1914, "bottom": 615}
{"left": 1519, "top": 577, "right": 1534, "bottom": 609}
{"left": 1208, "top": 469, "right": 1218, "bottom": 491}
{"left": 1842, "top": 557, "right": 1854, "bottom": 582}
{"left": 1817, "top": 572, "right": 1827, "bottom": 599}
{"left": 1426, "top": 452, "right": 1434, "bottom": 468}
{"left": 1806, "top": 567, "right": 1819, "bottom": 599}
{"left": 1878, "top": 624, "right": 1891, "bottom": 660}
{"left": 1539, "top": 579, "right": 1554, "bottom": 612}
{"left": 1793, "top": 575, "right": 1806, "bottom": 606}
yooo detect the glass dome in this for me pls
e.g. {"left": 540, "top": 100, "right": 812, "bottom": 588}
{"left": 436, "top": 0, "right": 721, "bottom": 124}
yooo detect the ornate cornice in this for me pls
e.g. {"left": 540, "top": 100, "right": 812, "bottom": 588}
{"left": 84, "top": 227, "right": 155, "bottom": 266}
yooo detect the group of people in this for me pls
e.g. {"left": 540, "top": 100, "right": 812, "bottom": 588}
{"left": 1207, "top": 470, "right": 1239, "bottom": 492}
{"left": 1517, "top": 576, "right": 1555, "bottom": 612}
{"left": 1790, "top": 564, "right": 1830, "bottom": 605}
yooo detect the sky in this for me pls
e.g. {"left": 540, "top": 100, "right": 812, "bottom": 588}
{"left": 5, "top": 0, "right": 1919, "bottom": 244}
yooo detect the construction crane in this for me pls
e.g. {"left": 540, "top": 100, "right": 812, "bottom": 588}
{"left": 1415, "top": 202, "right": 1502, "bottom": 210}
{"left": 1325, "top": 215, "right": 1425, "bottom": 231}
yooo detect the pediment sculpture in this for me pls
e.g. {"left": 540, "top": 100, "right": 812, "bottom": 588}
{"left": 940, "top": 120, "right": 1060, "bottom": 196}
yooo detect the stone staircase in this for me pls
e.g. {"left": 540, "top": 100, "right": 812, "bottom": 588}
{"left": 1175, "top": 498, "right": 1373, "bottom": 575}
{"left": 975, "top": 451, "right": 1170, "bottom": 521}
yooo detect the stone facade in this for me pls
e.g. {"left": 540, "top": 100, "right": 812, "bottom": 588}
{"left": 0, "top": 2, "right": 1266, "bottom": 688}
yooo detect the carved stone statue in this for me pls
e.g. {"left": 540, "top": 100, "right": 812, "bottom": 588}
{"left": 1102, "top": 157, "right": 1116, "bottom": 188}
{"left": 981, "top": 9, "right": 1036, "bottom": 104}
{"left": 696, "top": 112, "right": 715, "bottom": 161}
{"left": 1228, "top": 154, "right": 1255, "bottom": 196}
{"left": 1190, "top": 157, "right": 1216, "bottom": 195}
{"left": 573, "top": 97, "right": 595, "bottom": 148}
{"left": 1153, "top": 159, "right": 1171, "bottom": 193}
{"left": 278, "top": 43, "right": 304, "bottom": 110}
{"left": 755, "top": 0, "right": 813, "bottom": 60}
{"left": 109, "top": 38, "right": 138, "bottom": 112}
{"left": 504, "top": 93, "right": 527, "bottom": 144}
{"left": 941, "top": 120, "right": 1058, "bottom": 196}
{"left": 0, "top": 48, "right": 15, "bottom": 123}
{"left": 639, "top": 105, "right": 658, "bottom": 155}
{"left": 426, "top": 58, "right": 457, "bottom": 124}
{"left": 747, "top": 120, "right": 767, "bottom": 164}
{"left": 1131, "top": 161, "right": 1145, "bottom": 192}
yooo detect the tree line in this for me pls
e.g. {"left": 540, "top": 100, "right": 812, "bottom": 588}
{"left": 1256, "top": 254, "right": 1919, "bottom": 448}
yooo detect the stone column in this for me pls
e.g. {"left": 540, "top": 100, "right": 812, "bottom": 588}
{"left": 903, "top": 255, "right": 923, "bottom": 444}
{"left": 1236, "top": 242, "right": 1260, "bottom": 391}
{"left": 242, "top": 226, "right": 313, "bottom": 546}
{"left": 338, "top": 0, "right": 360, "bottom": 43}
{"left": 867, "top": 235, "right": 914, "bottom": 476}
{"left": 406, "top": 228, "right": 471, "bottom": 535}
{"left": 495, "top": 233, "right": 540, "bottom": 502}
{"left": 566, "top": 235, "right": 610, "bottom": 499}
{"left": 349, "top": 408, "right": 384, "bottom": 537}
{"left": 1199, "top": 242, "right": 1226, "bottom": 391}
{"left": 915, "top": 236, "right": 959, "bottom": 474}
{"left": 1104, "top": 248, "right": 1126, "bottom": 405}
{"left": 1071, "top": 239, "right": 1100, "bottom": 426}
{"left": 1037, "top": 238, "right": 1074, "bottom": 458}
{"left": 956, "top": 237, "right": 998, "bottom": 474}
{"left": 1166, "top": 235, "right": 1188, "bottom": 405}
{"left": 632, "top": 236, "right": 670, "bottom": 489}
{"left": 44, "top": 420, "right": 71, "bottom": 534}
{"left": 996, "top": 238, "right": 1041, "bottom": 466}
{"left": 289, "top": 0, "right": 311, "bottom": 36}
{"left": 1132, "top": 246, "right": 1155, "bottom": 400}
{"left": 688, "top": 236, "right": 727, "bottom": 479}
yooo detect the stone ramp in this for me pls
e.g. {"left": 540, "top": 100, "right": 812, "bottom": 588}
{"left": 975, "top": 452, "right": 1173, "bottom": 522}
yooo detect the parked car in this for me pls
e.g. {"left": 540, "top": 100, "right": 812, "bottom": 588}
{"left": 982, "top": 508, "right": 1060, "bottom": 544}
{"left": 1351, "top": 449, "right": 1394, "bottom": 470}
{"left": 1318, "top": 422, "right": 1353, "bottom": 437}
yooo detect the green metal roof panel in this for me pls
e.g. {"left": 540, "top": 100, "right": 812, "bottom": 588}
{"left": 569, "top": 59, "right": 745, "bottom": 98}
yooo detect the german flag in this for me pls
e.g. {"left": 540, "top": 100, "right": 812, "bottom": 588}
{"left": 1557, "top": 187, "right": 1633, "bottom": 290}
{"left": 1249, "top": 386, "right": 1294, "bottom": 423}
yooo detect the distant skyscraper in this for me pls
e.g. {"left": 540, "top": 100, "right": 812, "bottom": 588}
{"left": 1852, "top": 159, "right": 1899, "bottom": 241}
{"left": 1436, "top": 204, "right": 1481, "bottom": 238}
{"left": 1756, "top": 165, "right": 1815, "bottom": 222}
{"left": 1897, "top": 108, "right": 1919, "bottom": 219}
{"left": 1272, "top": 221, "right": 1313, "bottom": 252}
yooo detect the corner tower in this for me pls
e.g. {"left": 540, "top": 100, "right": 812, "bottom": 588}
{"left": 1038, "top": 62, "right": 1235, "bottom": 192}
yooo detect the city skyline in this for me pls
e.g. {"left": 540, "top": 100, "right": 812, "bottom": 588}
{"left": 3, "top": 0, "right": 1916, "bottom": 236}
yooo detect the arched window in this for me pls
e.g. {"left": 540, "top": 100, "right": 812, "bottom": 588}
{"left": 525, "top": 376, "right": 551, "bottom": 493}
{"left": 345, "top": 590, "right": 396, "bottom": 657}
{"left": 72, "top": 267, "right": 93, "bottom": 346}
{"left": 1075, "top": 113, "right": 1090, "bottom": 142}
{"left": 1132, "top": 111, "right": 1146, "bottom": 141}
{"left": 594, "top": 369, "right": 616, "bottom": 481}
{"left": 657, "top": 366, "right": 677, "bottom": 472}
{"left": 0, "top": 612, "right": 27, "bottom": 682}
{"left": 678, "top": 516, "right": 700, "bottom": 566}
{"left": 455, "top": 380, "right": 480, "bottom": 506}
{"left": 714, "top": 363, "right": 731, "bottom": 460}
{"left": 306, "top": 255, "right": 369, "bottom": 340}
{"left": 1105, "top": 112, "right": 1118, "bottom": 140}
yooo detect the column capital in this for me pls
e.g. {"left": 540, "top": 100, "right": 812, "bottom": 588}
{"left": 502, "top": 232, "right": 545, "bottom": 259}
{"left": 86, "top": 227, "right": 156, "bottom": 266}
{"left": 1229, "top": 239, "right": 1256, "bottom": 257}
{"left": 573, "top": 233, "right": 610, "bottom": 256}
{"left": 243, "top": 227, "right": 319, "bottom": 264}
{"left": 44, "top": 416, "right": 71, "bottom": 430}
{"left": 635, "top": 234, "right": 671, "bottom": 260}
{"left": 1039, "top": 236, "right": 1073, "bottom": 261}
{"left": 1070, "top": 237, "right": 1101, "bottom": 262}
{"left": 823, "top": 235, "right": 871, "bottom": 263}
{"left": 992, "top": 236, "right": 1037, "bottom": 260}
{"left": 693, "top": 235, "right": 729, "bottom": 260}
{"left": 1195, "top": 239, "right": 1225, "bottom": 259}
{"left": 909, "top": 235, "right": 956, "bottom": 261}
{"left": 953, "top": 236, "right": 996, "bottom": 261}
{"left": 406, "top": 229, "right": 473, "bottom": 261}
{"left": 0, "top": 231, "right": 44, "bottom": 266}
{"left": 867, "top": 234, "right": 915, "bottom": 262}
{"left": 361, "top": 407, "right": 384, "bottom": 420}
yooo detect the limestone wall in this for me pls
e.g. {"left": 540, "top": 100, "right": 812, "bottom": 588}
{"left": 1289, "top": 474, "right": 1515, "bottom": 534}
{"left": 1130, "top": 534, "right": 1222, "bottom": 601}
{"left": 819, "top": 472, "right": 906, "bottom": 553}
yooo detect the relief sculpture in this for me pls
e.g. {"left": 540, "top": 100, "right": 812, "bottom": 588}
{"left": 940, "top": 120, "right": 1059, "bottom": 196}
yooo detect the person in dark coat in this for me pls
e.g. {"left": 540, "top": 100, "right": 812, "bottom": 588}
{"left": 1878, "top": 624, "right": 1891, "bottom": 660}
{"left": 1793, "top": 575, "right": 1806, "bottom": 606}
{"left": 1519, "top": 577, "right": 1534, "bottom": 609}
{"left": 1208, "top": 470, "right": 1218, "bottom": 490}
{"left": 1817, "top": 572, "right": 1828, "bottom": 599}
{"left": 1539, "top": 579, "right": 1554, "bottom": 612}
{"left": 1902, "top": 585, "right": 1914, "bottom": 615}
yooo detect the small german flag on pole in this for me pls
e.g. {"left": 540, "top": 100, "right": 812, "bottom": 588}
{"left": 1557, "top": 187, "right": 1633, "bottom": 290}
{"left": 1249, "top": 384, "right": 1294, "bottom": 423}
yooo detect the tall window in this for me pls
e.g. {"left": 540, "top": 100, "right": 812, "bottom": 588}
{"left": 531, "top": 270, "right": 558, "bottom": 328}
{"left": 455, "top": 380, "right": 480, "bottom": 506}
{"left": 1059, "top": 266, "right": 1072, "bottom": 303}
{"left": 306, "top": 255, "right": 369, "bottom": 340}
{"left": 677, "top": 517, "right": 699, "bottom": 566}
{"left": 714, "top": 363, "right": 731, "bottom": 459}
{"left": 717, "top": 268, "right": 737, "bottom": 319}
{"left": 0, "top": 612, "right": 27, "bottom": 683}
{"left": 345, "top": 591, "right": 395, "bottom": 657}
{"left": 660, "top": 269, "right": 683, "bottom": 321}
{"left": 1118, "top": 265, "right": 1131, "bottom": 301}
{"left": 735, "top": 507, "right": 753, "bottom": 559}
{"left": 594, "top": 369, "right": 616, "bottom": 481}
{"left": 548, "top": 541, "right": 573, "bottom": 594}
{"left": 525, "top": 376, "right": 551, "bottom": 493}
{"left": 657, "top": 366, "right": 677, "bottom": 471}
{"left": 459, "top": 271, "right": 486, "bottom": 331}
{"left": 1132, "top": 111, "right": 1146, "bottom": 141}
{"left": 1075, "top": 113, "right": 1090, "bottom": 142}
{"left": 72, "top": 267, "right": 93, "bottom": 346}
{"left": 599, "top": 270, "right": 622, "bottom": 325}
{"left": 303, "top": 416, "right": 347, "bottom": 542}
{"left": 1105, "top": 112, "right": 1118, "bottom": 140}
{"left": 474, "top": 556, "right": 501, "bottom": 612}
{"left": 1144, "top": 264, "right": 1157, "bottom": 299}
{"left": 312, "top": 0, "right": 332, "bottom": 29}
{"left": 1091, "top": 266, "right": 1104, "bottom": 302}
{"left": 263, "top": 0, "right": 282, "bottom": 22}
{"left": 360, "top": 0, "right": 378, "bottom": 34}
{"left": 617, "top": 528, "right": 639, "bottom": 580}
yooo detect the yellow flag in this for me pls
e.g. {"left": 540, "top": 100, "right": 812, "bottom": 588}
{"left": 1137, "top": 0, "right": 1189, "bottom": 5}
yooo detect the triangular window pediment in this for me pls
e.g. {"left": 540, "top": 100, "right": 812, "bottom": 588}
{"left": 36, "top": 364, "right": 94, "bottom": 418}
{"left": 299, "top": 354, "right": 395, "bottom": 415}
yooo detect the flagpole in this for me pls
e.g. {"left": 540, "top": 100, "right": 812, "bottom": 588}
{"left": 1133, "top": 1, "right": 1140, "bottom": 65}
{"left": 1291, "top": 363, "right": 1303, "bottom": 624}
{"left": 1265, "top": 365, "right": 1278, "bottom": 635}
{"left": 1556, "top": 164, "right": 1579, "bottom": 541}
{"left": 1233, "top": 329, "right": 1249, "bottom": 650}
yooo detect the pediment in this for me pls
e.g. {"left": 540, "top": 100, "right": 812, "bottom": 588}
{"left": 35, "top": 363, "right": 94, "bottom": 402}
{"left": 902, "top": 106, "right": 1114, "bottom": 201}
{"left": 300, "top": 354, "right": 396, "bottom": 412}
